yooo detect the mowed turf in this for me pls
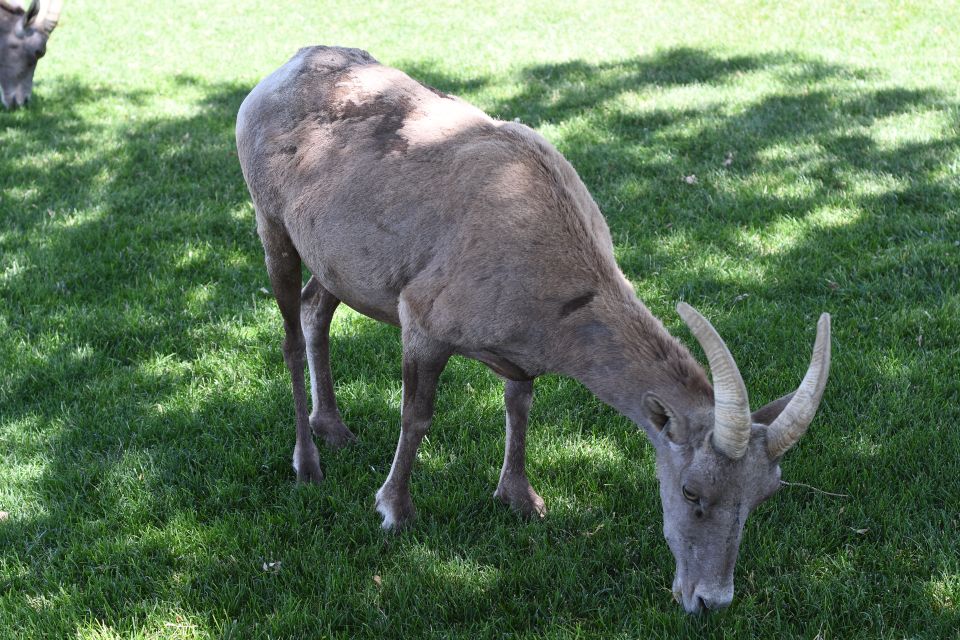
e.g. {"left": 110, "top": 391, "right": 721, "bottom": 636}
{"left": 1, "top": 1, "right": 958, "bottom": 637}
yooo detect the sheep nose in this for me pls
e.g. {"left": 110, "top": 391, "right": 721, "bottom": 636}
{"left": 695, "top": 590, "right": 733, "bottom": 611}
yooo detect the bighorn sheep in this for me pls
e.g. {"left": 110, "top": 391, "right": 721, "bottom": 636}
{"left": 0, "top": 0, "right": 61, "bottom": 109}
{"left": 235, "top": 46, "right": 832, "bottom": 614}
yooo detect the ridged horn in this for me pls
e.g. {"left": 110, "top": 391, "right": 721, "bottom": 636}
{"left": 22, "top": 0, "right": 37, "bottom": 24}
{"left": 766, "top": 313, "right": 831, "bottom": 459}
{"left": 35, "top": 0, "right": 60, "bottom": 34}
{"left": 677, "top": 302, "right": 752, "bottom": 459}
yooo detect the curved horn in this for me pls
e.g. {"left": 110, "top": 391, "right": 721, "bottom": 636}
{"left": 677, "top": 302, "right": 752, "bottom": 459}
{"left": 766, "top": 313, "right": 831, "bottom": 459}
{"left": 35, "top": 0, "right": 60, "bottom": 34}
{"left": 23, "top": 0, "right": 37, "bottom": 23}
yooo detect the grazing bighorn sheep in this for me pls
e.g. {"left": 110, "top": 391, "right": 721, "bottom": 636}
{"left": 0, "top": 0, "right": 61, "bottom": 109}
{"left": 236, "top": 46, "right": 832, "bottom": 614}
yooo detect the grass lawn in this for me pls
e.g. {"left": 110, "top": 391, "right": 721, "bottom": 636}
{"left": 2, "top": 0, "right": 959, "bottom": 637}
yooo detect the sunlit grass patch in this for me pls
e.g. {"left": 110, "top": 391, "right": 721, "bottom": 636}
{"left": 927, "top": 573, "right": 959, "bottom": 613}
{"left": 398, "top": 545, "right": 501, "bottom": 596}
{"left": 871, "top": 104, "right": 956, "bottom": 149}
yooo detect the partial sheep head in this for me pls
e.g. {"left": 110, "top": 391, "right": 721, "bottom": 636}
{"left": 0, "top": 0, "right": 62, "bottom": 109}
{"left": 642, "top": 304, "right": 831, "bottom": 614}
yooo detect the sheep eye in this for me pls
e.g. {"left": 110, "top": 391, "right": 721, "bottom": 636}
{"left": 681, "top": 485, "right": 699, "bottom": 503}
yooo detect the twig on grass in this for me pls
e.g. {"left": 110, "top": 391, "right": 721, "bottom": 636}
{"left": 780, "top": 480, "right": 850, "bottom": 498}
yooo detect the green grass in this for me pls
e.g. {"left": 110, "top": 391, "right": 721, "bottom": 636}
{"left": 2, "top": 0, "right": 959, "bottom": 637}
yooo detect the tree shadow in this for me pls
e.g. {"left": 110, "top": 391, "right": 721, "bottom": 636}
{"left": 1, "top": 47, "right": 958, "bottom": 637}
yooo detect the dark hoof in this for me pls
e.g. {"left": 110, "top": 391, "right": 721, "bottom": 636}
{"left": 495, "top": 480, "right": 547, "bottom": 519}
{"left": 293, "top": 442, "right": 323, "bottom": 484}
{"left": 375, "top": 488, "right": 416, "bottom": 531}
{"left": 310, "top": 414, "right": 358, "bottom": 450}
{"left": 296, "top": 465, "right": 324, "bottom": 484}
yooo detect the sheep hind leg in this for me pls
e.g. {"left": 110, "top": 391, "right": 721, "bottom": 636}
{"left": 258, "top": 214, "right": 322, "bottom": 484}
{"left": 301, "top": 276, "right": 356, "bottom": 448}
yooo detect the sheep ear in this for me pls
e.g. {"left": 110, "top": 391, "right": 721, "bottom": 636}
{"left": 642, "top": 393, "right": 687, "bottom": 444}
{"left": 751, "top": 393, "right": 795, "bottom": 425}
{"left": 0, "top": 2, "right": 20, "bottom": 17}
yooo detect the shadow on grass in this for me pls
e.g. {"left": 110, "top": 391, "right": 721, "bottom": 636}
{"left": 1, "top": 47, "right": 958, "bottom": 637}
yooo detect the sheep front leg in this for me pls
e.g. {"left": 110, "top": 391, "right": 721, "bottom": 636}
{"left": 375, "top": 329, "right": 451, "bottom": 530}
{"left": 494, "top": 379, "right": 546, "bottom": 518}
